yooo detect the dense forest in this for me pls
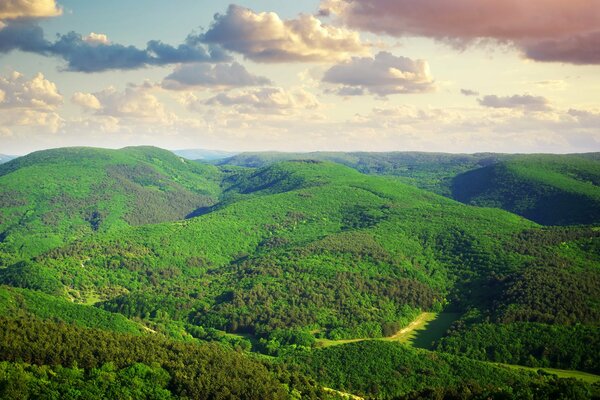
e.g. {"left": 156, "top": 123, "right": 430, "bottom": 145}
{"left": 0, "top": 146, "right": 598, "bottom": 399}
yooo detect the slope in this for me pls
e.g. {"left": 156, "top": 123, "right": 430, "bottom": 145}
{"left": 0, "top": 146, "right": 223, "bottom": 262}
{"left": 23, "top": 161, "right": 535, "bottom": 333}
{"left": 219, "top": 151, "right": 508, "bottom": 196}
{"left": 451, "top": 154, "right": 600, "bottom": 225}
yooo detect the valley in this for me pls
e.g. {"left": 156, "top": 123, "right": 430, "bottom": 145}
{"left": 0, "top": 146, "right": 598, "bottom": 399}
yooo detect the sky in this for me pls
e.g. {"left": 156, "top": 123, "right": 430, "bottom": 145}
{"left": 0, "top": 0, "right": 599, "bottom": 155}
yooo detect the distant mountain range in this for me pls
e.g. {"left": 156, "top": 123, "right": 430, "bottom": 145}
{"left": 0, "top": 154, "right": 15, "bottom": 164}
{"left": 172, "top": 148, "right": 238, "bottom": 161}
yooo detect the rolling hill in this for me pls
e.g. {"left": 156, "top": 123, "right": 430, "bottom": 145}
{"left": 451, "top": 154, "right": 600, "bottom": 225}
{"left": 219, "top": 151, "right": 600, "bottom": 225}
{"left": 0, "top": 146, "right": 223, "bottom": 261}
{"left": 0, "top": 146, "right": 598, "bottom": 399}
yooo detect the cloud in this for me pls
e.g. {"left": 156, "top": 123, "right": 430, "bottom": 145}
{"left": 0, "top": 71, "right": 62, "bottom": 109}
{"left": 83, "top": 32, "right": 110, "bottom": 45}
{"left": 0, "top": 22, "right": 230, "bottom": 72}
{"left": 322, "top": 51, "right": 434, "bottom": 96}
{"left": 478, "top": 94, "right": 551, "bottom": 112}
{"left": 203, "top": 87, "right": 320, "bottom": 114}
{"left": 0, "top": 71, "right": 63, "bottom": 136}
{"left": 522, "top": 31, "right": 600, "bottom": 65}
{"left": 71, "top": 92, "right": 101, "bottom": 110}
{"left": 89, "top": 86, "right": 173, "bottom": 122}
{"left": 0, "top": 0, "right": 61, "bottom": 20}
{"left": 162, "top": 62, "right": 271, "bottom": 90}
{"left": 461, "top": 89, "right": 479, "bottom": 96}
{"left": 321, "top": 0, "right": 600, "bottom": 65}
{"left": 200, "top": 4, "right": 367, "bottom": 62}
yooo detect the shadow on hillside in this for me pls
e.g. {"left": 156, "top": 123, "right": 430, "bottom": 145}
{"left": 186, "top": 206, "right": 215, "bottom": 219}
{"left": 411, "top": 313, "right": 460, "bottom": 350}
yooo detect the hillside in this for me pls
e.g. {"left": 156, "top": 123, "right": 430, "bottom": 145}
{"left": 220, "top": 151, "right": 600, "bottom": 225}
{"left": 0, "top": 148, "right": 598, "bottom": 399}
{"left": 451, "top": 154, "right": 600, "bottom": 225}
{"left": 219, "top": 151, "right": 509, "bottom": 196}
{"left": 0, "top": 146, "right": 222, "bottom": 262}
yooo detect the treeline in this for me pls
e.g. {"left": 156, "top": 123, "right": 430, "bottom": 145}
{"left": 286, "top": 340, "right": 597, "bottom": 400}
{"left": 0, "top": 361, "right": 174, "bottom": 399}
{"left": 0, "top": 316, "right": 325, "bottom": 399}
{"left": 436, "top": 322, "right": 600, "bottom": 374}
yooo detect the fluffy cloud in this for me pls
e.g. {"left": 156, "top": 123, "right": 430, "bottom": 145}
{"left": 203, "top": 87, "right": 320, "bottom": 114}
{"left": 0, "top": 71, "right": 63, "bottom": 136}
{"left": 0, "top": 22, "right": 229, "bottom": 72}
{"left": 0, "top": 0, "right": 61, "bottom": 20}
{"left": 71, "top": 92, "right": 101, "bottom": 110}
{"left": 478, "top": 94, "right": 551, "bottom": 112}
{"left": 162, "top": 62, "right": 271, "bottom": 90}
{"left": 83, "top": 32, "right": 110, "bottom": 45}
{"left": 200, "top": 4, "right": 367, "bottom": 62}
{"left": 321, "top": 0, "right": 600, "bottom": 65}
{"left": 79, "top": 86, "right": 173, "bottom": 122}
{"left": 0, "top": 71, "right": 62, "bottom": 109}
{"left": 322, "top": 51, "right": 434, "bottom": 96}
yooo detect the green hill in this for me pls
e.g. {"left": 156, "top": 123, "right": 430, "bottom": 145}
{"left": 451, "top": 155, "right": 600, "bottom": 225}
{"left": 0, "top": 147, "right": 599, "bottom": 398}
{"left": 0, "top": 146, "right": 222, "bottom": 262}
{"left": 219, "top": 151, "right": 508, "bottom": 196}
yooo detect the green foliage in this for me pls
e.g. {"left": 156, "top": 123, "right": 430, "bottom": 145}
{"left": 452, "top": 154, "right": 600, "bottom": 225}
{"left": 0, "top": 286, "right": 142, "bottom": 334}
{"left": 286, "top": 340, "right": 598, "bottom": 399}
{"left": 0, "top": 261, "right": 62, "bottom": 295}
{"left": 1, "top": 147, "right": 599, "bottom": 399}
{"left": 0, "top": 146, "right": 223, "bottom": 260}
{"left": 0, "top": 316, "right": 305, "bottom": 399}
{"left": 437, "top": 322, "right": 600, "bottom": 374}
{"left": 0, "top": 361, "right": 174, "bottom": 400}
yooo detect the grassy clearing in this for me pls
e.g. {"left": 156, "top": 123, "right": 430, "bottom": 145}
{"left": 315, "top": 312, "right": 460, "bottom": 349}
{"left": 497, "top": 363, "right": 600, "bottom": 384}
{"left": 391, "top": 312, "right": 460, "bottom": 349}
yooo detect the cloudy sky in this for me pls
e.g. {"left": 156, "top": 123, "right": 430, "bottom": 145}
{"left": 1, "top": 0, "right": 599, "bottom": 155}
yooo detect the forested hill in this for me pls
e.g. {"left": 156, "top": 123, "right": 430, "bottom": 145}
{"left": 218, "top": 151, "right": 508, "bottom": 196}
{"left": 451, "top": 154, "right": 600, "bottom": 225}
{"left": 0, "top": 147, "right": 598, "bottom": 399}
{"left": 217, "top": 151, "right": 600, "bottom": 225}
{"left": 0, "top": 146, "right": 222, "bottom": 260}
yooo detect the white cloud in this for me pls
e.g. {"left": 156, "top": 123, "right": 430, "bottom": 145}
{"left": 322, "top": 51, "right": 435, "bottom": 96}
{"left": 200, "top": 4, "right": 367, "bottom": 62}
{"left": 83, "top": 32, "right": 110, "bottom": 45}
{"left": 71, "top": 92, "right": 101, "bottom": 110}
{"left": 0, "top": 0, "right": 61, "bottom": 20}
{"left": 162, "top": 62, "right": 271, "bottom": 90}
{"left": 0, "top": 71, "right": 62, "bottom": 109}
{"left": 203, "top": 87, "right": 320, "bottom": 115}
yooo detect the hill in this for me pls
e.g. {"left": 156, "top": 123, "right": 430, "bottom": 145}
{"left": 0, "top": 146, "right": 222, "bottom": 262}
{"left": 219, "top": 151, "right": 508, "bottom": 196}
{"left": 220, "top": 151, "right": 600, "bottom": 225}
{"left": 0, "top": 148, "right": 598, "bottom": 398}
{"left": 451, "top": 154, "right": 600, "bottom": 225}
